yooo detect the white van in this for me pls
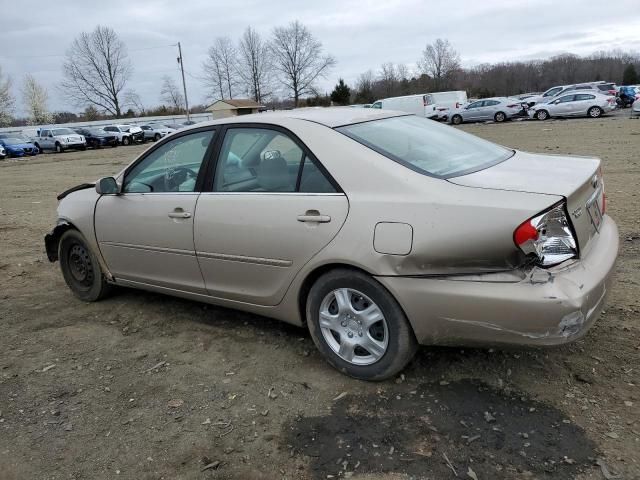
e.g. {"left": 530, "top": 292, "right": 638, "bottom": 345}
{"left": 371, "top": 91, "right": 467, "bottom": 120}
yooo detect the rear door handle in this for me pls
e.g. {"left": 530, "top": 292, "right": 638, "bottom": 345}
{"left": 168, "top": 210, "right": 191, "bottom": 219}
{"left": 297, "top": 210, "right": 331, "bottom": 223}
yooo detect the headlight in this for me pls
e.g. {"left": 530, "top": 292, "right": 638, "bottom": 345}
{"left": 514, "top": 202, "right": 577, "bottom": 267}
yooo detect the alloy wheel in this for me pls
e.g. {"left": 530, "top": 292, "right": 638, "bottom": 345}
{"left": 319, "top": 288, "right": 389, "bottom": 366}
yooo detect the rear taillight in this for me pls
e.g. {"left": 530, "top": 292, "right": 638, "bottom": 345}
{"left": 514, "top": 202, "right": 577, "bottom": 267}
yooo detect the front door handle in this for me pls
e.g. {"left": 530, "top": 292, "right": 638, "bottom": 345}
{"left": 168, "top": 210, "right": 191, "bottom": 219}
{"left": 297, "top": 210, "right": 331, "bottom": 223}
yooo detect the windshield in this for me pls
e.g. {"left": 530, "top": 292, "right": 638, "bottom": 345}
{"left": 3, "top": 137, "right": 27, "bottom": 145}
{"left": 337, "top": 115, "right": 513, "bottom": 178}
{"left": 52, "top": 128, "right": 76, "bottom": 135}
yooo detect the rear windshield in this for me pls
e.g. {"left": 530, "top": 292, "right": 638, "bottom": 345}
{"left": 337, "top": 115, "right": 513, "bottom": 178}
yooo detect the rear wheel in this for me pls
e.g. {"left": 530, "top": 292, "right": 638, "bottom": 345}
{"left": 535, "top": 110, "right": 549, "bottom": 120}
{"left": 494, "top": 111, "right": 506, "bottom": 122}
{"left": 58, "top": 230, "right": 111, "bottom": 302}
{"left": 451, "top": 114, "right": 463, "bottom": 125}
{"left": 588, "top": 106, "right": 603, "bottom": 118}
{"left": 306, "top": 269, "right": 417, "bottom": 381}
{"left": 122, "top": 136, "right": 130, "bottom": 146}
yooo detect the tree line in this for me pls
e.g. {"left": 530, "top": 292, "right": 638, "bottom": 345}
{"left": 1, "top": 23, "right": 639, "bottom": 127}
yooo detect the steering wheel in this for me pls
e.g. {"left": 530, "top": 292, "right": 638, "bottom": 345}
{"left": 164, "top": 166, "right": 198, "bottom": 191}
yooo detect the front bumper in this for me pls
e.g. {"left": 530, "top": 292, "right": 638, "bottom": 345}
{"left": 64, "top": 142, "right": 86, "bottom": 149}
{"left": 377, "top": 215, "right": 618, "bottom": 347}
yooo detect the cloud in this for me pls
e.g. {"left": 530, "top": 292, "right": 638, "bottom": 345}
{"left": 1, "top": 0, "right": 639, "bottom": 114}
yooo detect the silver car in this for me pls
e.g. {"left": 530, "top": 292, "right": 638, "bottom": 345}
{"left": 529, "top": 92, "right": 616, "bottom": 120}
{"left": 449, "top": 97, "right": 528, "bottom": 124}
{"left": 44, "top": 108, "right": 618, "bottom": 381}
{"left": 140, "top": 124, "right": 176, "bottom": 141}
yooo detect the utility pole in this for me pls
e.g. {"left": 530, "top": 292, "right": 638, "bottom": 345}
{"left": 177, "top": 42, "right": 191, "bottom": 122}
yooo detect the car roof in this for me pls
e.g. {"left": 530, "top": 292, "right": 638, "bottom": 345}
{"left": 193, "top": 107, "right": 408, "bottom": 129}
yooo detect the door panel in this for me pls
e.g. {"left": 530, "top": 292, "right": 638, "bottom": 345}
{"left": 95, "top": 194, "right": 205, "bottom": 292}
{"left": 194, "top": 193, "right": 349, "bottom": 305}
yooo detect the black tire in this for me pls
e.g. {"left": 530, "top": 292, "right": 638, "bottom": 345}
{"left": 122, "top": 136, "right": 130, "bottom": 146}
{"left": 588, "top": 106, "right": 603, "bottom": 118}
{"left": 494, "top": 111, "right": 506, "bottom": 122}
{"left": 58, "top": 230, "right": 111, "bottom": 302}
{"left": 34, "top": 143, "right": 41, "bottom": 153}
{"left": 306, "top": 269, "right": 418, "bottom": 381}
{"left": 154, "top": 133, "right": 161, "bottom": 141}
{"left": 55, "top": 142, "right": 63, "bottom": 153}
{"left": 535, "top": 110, "right": 549, "bottom": 120}
{"left": 451, "top": 114, "right": 463, "bottom": 125}
{"left": 80, "top": 146, "right": 87, "bottom": 151}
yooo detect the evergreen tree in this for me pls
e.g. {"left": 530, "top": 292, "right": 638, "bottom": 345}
{"left": 622, "top": 64, "right": 638, "bottom": 85}
{"left": 330, "top": 78, "right": 351, "bottom": 105}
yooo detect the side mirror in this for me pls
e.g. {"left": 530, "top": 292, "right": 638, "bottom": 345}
{"left": 96, "top": 177, "right": 120, "bottom": 195}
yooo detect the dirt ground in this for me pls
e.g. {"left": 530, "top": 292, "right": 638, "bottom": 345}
{"left": 1, "top": 113, "right": 639, "bottom": 480}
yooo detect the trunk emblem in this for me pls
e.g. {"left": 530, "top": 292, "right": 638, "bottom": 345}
{"left": 572, "top": 207, "right": 583, "bottom": 219}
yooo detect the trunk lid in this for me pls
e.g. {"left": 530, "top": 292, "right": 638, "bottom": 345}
{"left": 449, "top": 150, "right": 604, "bottom": 252}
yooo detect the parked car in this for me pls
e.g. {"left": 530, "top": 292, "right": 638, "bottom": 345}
{"left": 102, "top": 125, "right": 144, "bottom": 145}
{"left": 35, "top": 127, "right": 86, "bottom": 153}
{"left": 44, "top": 108, "right": 617, "bottom": 380}
{"left": 73, "top": 128, "right": 119, "bottom": 149}
{"left": 140, "top": 124, "right": 176, "bottom": 141}
{"left": 632, "top": 98, "right": 640, "bottom": 116}
{"left": 525, "top": 82, "right": 612, "bottom": 106}
{"left": 0, "top": 144, "right": 6, "bottom": 160}
{"left": 529, "top": 92, "right": 616, "bottom": 120}
{"left": 449, "top": 97, "right": 528, "bottom": 124}
{"left": 371, "top": 91, "right": 467, "bottom": 120}
{"left": 554, "top": 82, "right": 617, "bottom": 98}
{"left": 0, "top": 136, "right": 40, "bottom": 157}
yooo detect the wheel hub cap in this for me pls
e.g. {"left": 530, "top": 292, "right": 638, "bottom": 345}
{"left": 319, "top": 288, "right": 389, "bottom": 366}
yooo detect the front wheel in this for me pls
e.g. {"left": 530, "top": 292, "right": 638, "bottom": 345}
{"left": 535, "top": 110, "right": 549, "bottom": 120}
{"left": 122, "top": 136, "right": 130, "bottom": 146}
{"left": 306, "top": 269, "right": 418, "bottom": 381}
{"left": 451, "top": 114, "right": 463, "bottom": 125}
{"left": 58, "top": 230, "right": 111, "bottom": 302}
{"left": 588, "top": 106, "right": 603, "bottom": 118}
{"left": 154, "top": 133, "right": 161, "bottom": 141}
{"left": 494, "top": 111, "right": 506, "bottom": 122}
{"left": 55, "top": 143, "right": 63, "bottom": 153}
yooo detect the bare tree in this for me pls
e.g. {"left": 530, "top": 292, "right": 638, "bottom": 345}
{"left": 270, "top": 21, "right": 335, "bottom": 107}
{"left": 159, "top": 76, "right": 185, "bottom": 110}
{"left": 0, "top": 66, "right": 15, "bottom": 127}
{"left": 379, "top": 62, "right": 398, "bottom": 96}
{"left": 203, "top": 37, "right": 239, "bottom": 100}
{"left": 237, "top": 26, "right": 273, "bottom": 102}
{"left": 354, "top": 70, "right": 376, "bottom": 103}
{"left": 123, "top": 89, "right": 145, "bottom": 115}
{"left": 61, "top": 26, "right": 132, "bottom": 116}
{"left": 22, "top": 74, "right": 52, "bottom": 125}
{"left": 418, "top": 38, "right": 460, "bottom": 91}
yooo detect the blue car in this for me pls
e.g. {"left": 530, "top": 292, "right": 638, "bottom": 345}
{"left": 0, "top": 137, "right": 39, "bottom": 157}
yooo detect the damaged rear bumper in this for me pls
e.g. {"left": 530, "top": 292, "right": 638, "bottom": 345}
{"left": 376, "top": 215, "right": 619, "bottom": 347}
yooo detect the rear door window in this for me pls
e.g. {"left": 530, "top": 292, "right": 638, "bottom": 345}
{"left": 213, "top": 127, "right": 337, "bottom": 193}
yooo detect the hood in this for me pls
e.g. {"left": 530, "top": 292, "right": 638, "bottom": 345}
{"left": 6, "top": 143, "right": 36, "bottom": 149}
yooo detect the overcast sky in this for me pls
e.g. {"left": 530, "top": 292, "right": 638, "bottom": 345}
{"left": 2, "top": 0, "right": 640, "bottom": 114}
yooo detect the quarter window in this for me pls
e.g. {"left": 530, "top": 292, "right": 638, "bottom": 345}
{"left": 213, "top": 128, "right": 336, "bottom": 193}
{"left": 123, "top": 130, "right": 214, "bottom": 193}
